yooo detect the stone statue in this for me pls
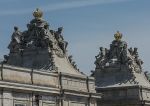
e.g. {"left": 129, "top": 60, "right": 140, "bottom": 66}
{"left": 38, "top": 24, "right": 52, "bottom": 48}
{"left": 128, "top": 47, "right": 133, "bottom": 55}
{"left": 68, "top": 55, "right": 73, "bottom": 63}
{"left": 42, "top": 24, "right": 58, "bottom": 49}
{"left": 3, "top": 55, "right": 9, "bottom": 63}
{"left": 94, "top": 47, "right": 106, "bottom": 69}
{"left": 72, "top": 61, "right": 78, "bottom": 70}
{"left": 135, "top": 55, "right": 143, "bottom": 70}
{"left": 8, "top": 26, "right": 23, "bottom": 51}
{"left": 55, "top": 27, "right": 68, "bottom": 53}
{"left": 105, "top": 48, "right": 109, "bottom": 57}
{"left": 133, "top": 47, "right": 138, "bottom": 56}
{"left": 95, "top": 47, "right": 105, "bottom": 59}
{"left": 120, "top": 43, "right": 128, "bottom": 64}
{"left": 74, "top": 64, "right": 78, "bottom": 70}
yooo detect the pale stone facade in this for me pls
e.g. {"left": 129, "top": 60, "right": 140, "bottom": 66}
{"left": 0, "top": 64, "right": 99, "bottom": 106}
{"left": 0, "top": 9, "right": 100, "bottom": 106}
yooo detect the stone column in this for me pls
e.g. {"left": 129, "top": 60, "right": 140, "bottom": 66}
{"left": 0, "top": 91, "right": 2, "bottom": 106}
{"left": 39, "top": 100, "right": 42, "bottom": 106}
{"left": 89, "top": 98, "right": 97, "bottom": 106}
{"left": 29, "top": 93, "right": 33, "bottom": 106}
{"left": 2, "top": 89, "right": 13, "bottom": 106}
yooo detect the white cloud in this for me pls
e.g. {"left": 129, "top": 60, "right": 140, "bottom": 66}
{"left": 0, "top": 0, "right": 133, "bottom": 16}
{"left": 42, "top": 0, "right": 132, "bottom": 12}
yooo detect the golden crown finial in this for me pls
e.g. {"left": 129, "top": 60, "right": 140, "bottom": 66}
{"left": 114, "top": 31, "right": 123, "bottom": 41}
{"left": 33, "top": 8, "right": 43, "bottom": 19}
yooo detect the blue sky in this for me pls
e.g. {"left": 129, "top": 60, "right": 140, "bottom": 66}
{"left": 0, "top": 0, "right": 150, "bottom": 75}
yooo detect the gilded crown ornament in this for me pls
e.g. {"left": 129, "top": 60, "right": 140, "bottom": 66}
{"left": 33, "top": 8, "right": 43, "bottom": 19}
{"left": 114, "top": 31, "right": 122, "bottom": 41}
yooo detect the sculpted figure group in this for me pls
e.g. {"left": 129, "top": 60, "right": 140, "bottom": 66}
{"left": 95, "top": 31, "right": 143, "bottom": 73}
{"left": 8, "top": 11, "right": 68, "bottom": 57}
{"left": 5, "top": 8, "right": 80, "bottom": 71}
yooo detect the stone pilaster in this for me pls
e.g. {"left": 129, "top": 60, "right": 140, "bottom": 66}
{"left": 3, "top": 89, "right": 13, "bottom": 106}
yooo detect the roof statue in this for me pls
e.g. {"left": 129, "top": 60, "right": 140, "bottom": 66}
{"left": 93, "top": 31, "right": 150, "bottom": 106}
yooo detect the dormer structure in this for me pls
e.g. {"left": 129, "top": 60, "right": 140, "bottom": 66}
{"left": 93, "top": 32, "right": 150, "bottom": 106}
{"left": 0, "top": 9, "right": 100, "bottom": 106}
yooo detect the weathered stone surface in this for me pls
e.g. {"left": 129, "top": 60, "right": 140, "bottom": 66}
{"left": 2, "top": 66, "right": 31, "bottom": 84}
{"left": 32, "top": 70, "right": 58, "bottom": 87}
